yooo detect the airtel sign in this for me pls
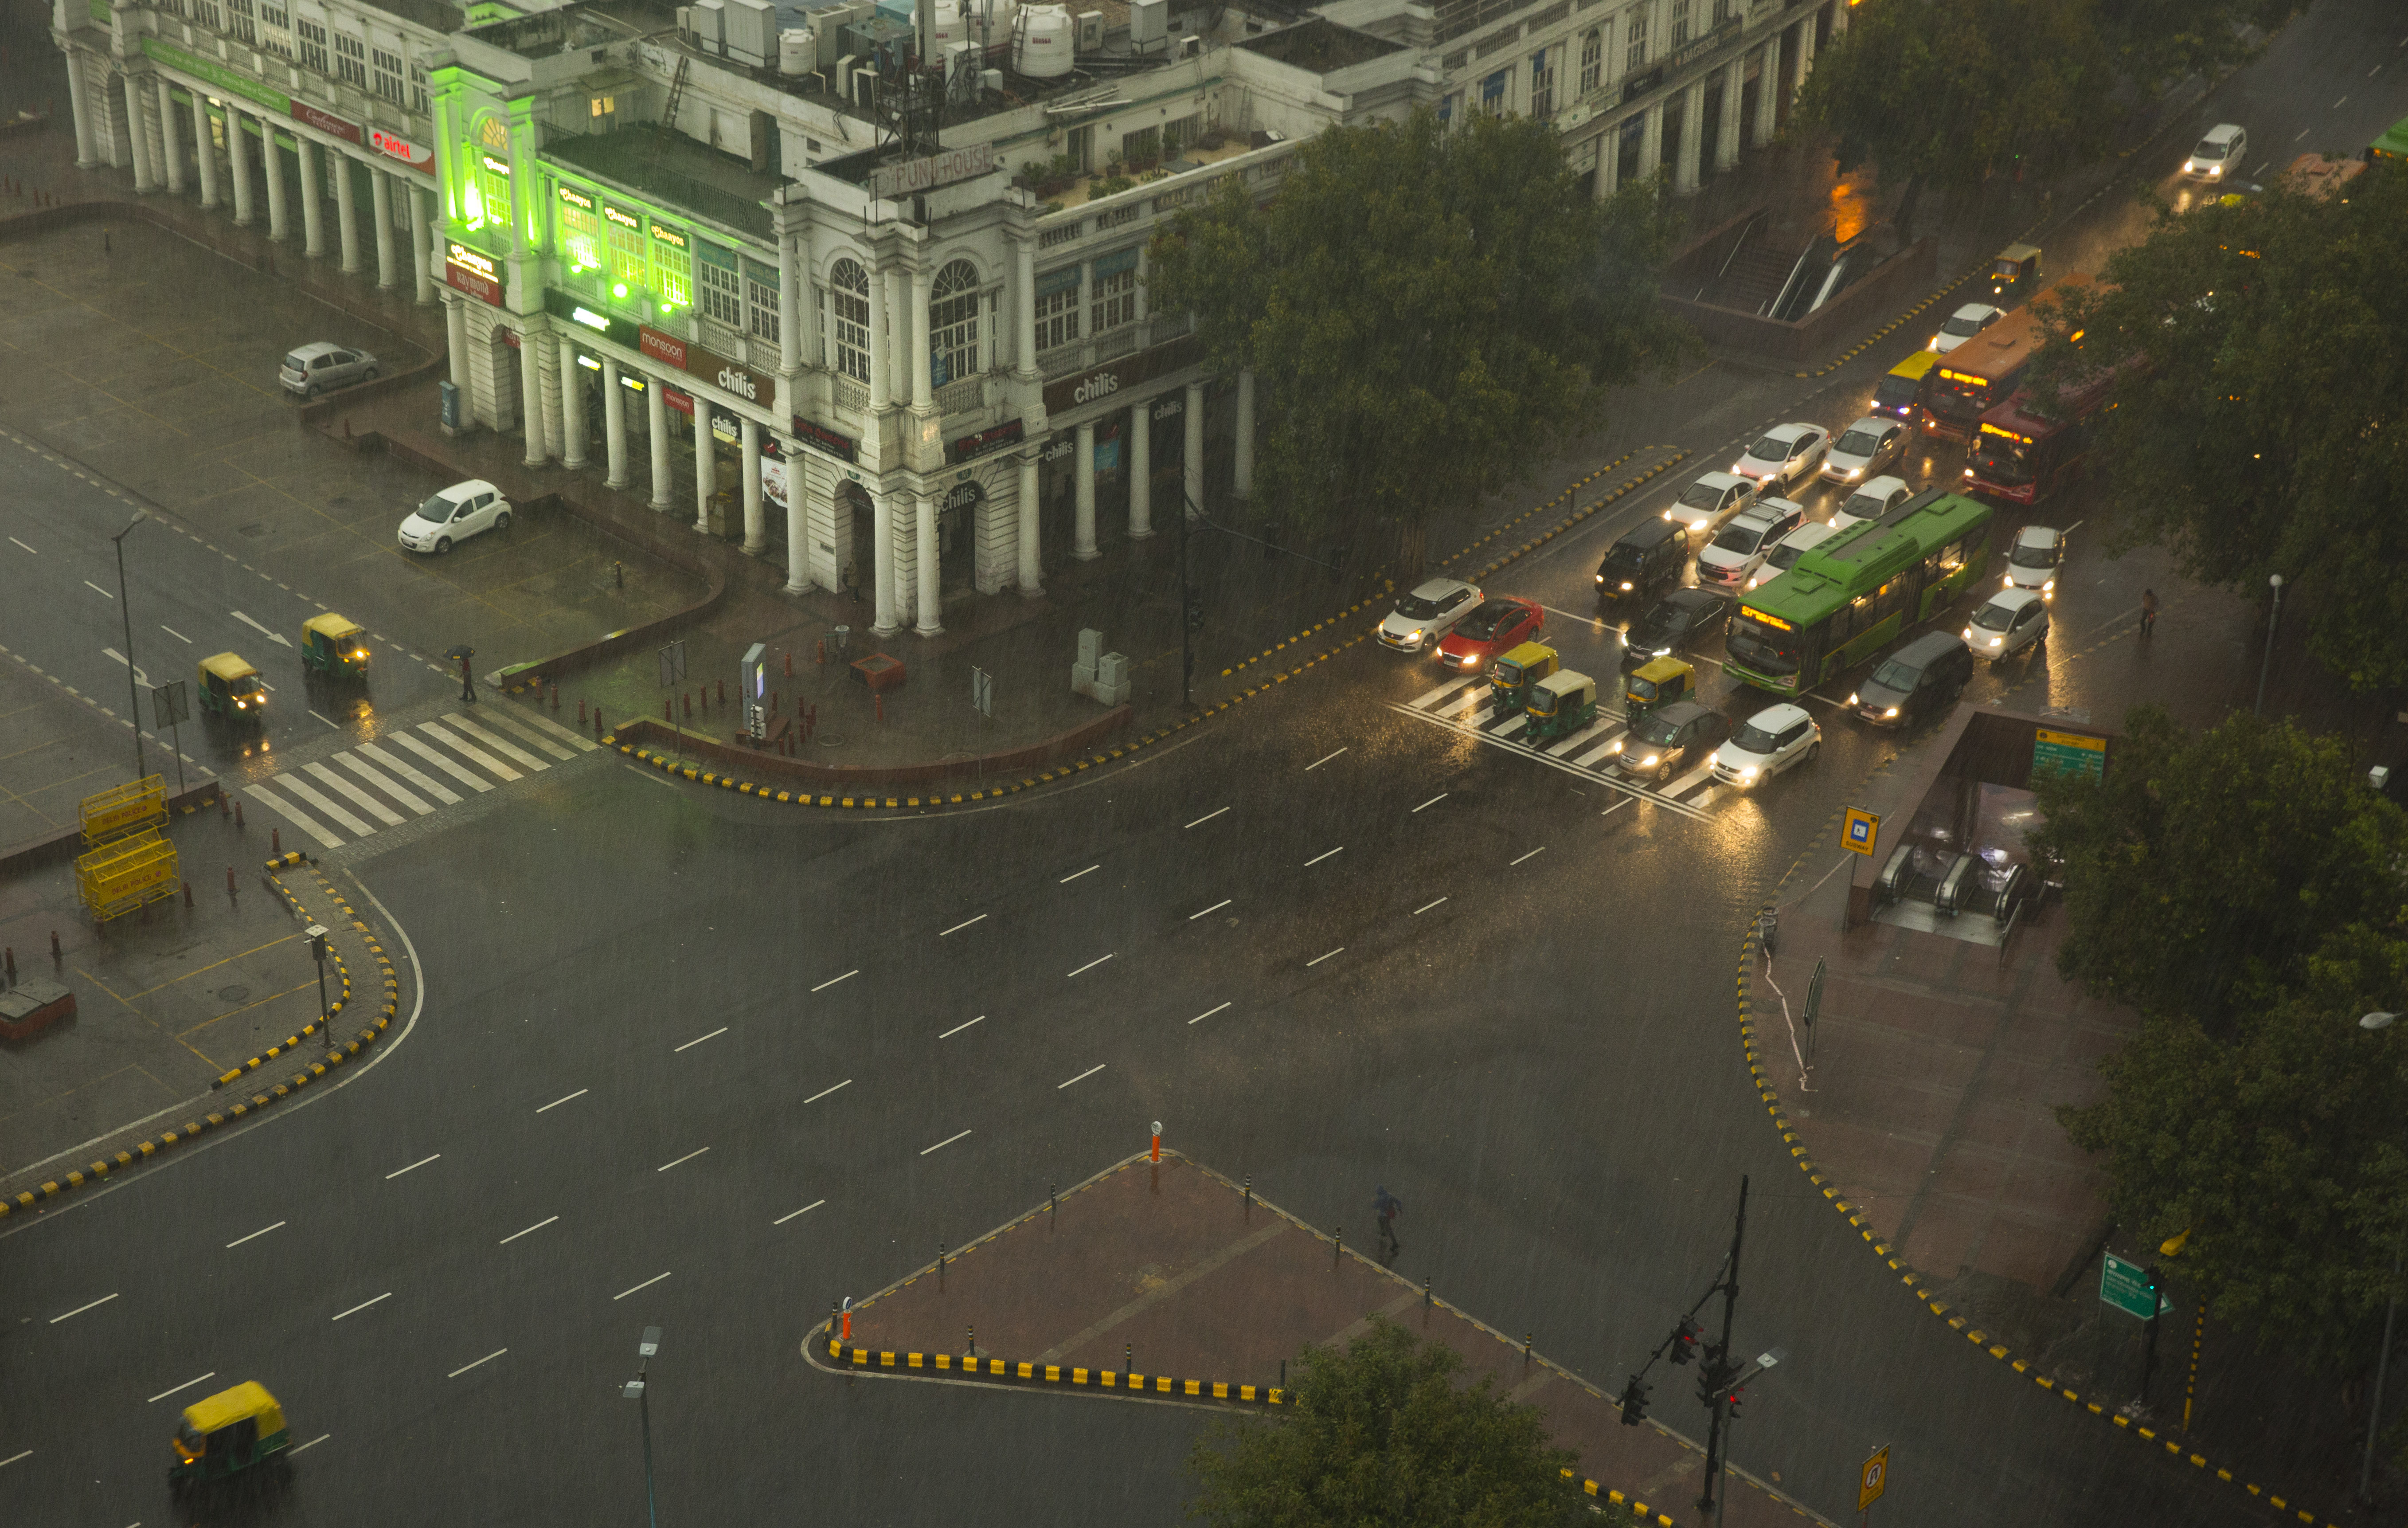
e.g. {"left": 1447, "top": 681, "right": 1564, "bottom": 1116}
{"left": 370, "top": 128, "right": 434, "bottom": 173}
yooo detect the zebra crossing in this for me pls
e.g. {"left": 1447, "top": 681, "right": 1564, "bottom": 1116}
{"left": 244, "top": 705, "right": 599, "bottom": 849}
{"left": 1388, "top": 673, "right": 1720, "bottom": 820}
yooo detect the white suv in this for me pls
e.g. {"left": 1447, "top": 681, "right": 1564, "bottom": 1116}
{"left": 2184, "top": 123, "right": 2247, "bottom": 181}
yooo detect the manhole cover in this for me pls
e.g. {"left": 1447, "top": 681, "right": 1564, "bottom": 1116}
{"left": 218, "top": 985, "right": 249, "bottom": 1003}
{"left": 817, "top": 734, "right": 845, "bottom": 748}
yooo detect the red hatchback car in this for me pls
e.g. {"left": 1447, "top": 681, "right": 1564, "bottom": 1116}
{"left": 1435, "top": 597, "right": 1544, "bottom": 672}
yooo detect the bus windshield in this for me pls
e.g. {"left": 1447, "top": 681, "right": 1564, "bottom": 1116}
{"left": 1971, "top": 432, "right": 2037, "bottom": 485}
{"left": 1728, "top": 613, "right": 1802, "bottom": 675}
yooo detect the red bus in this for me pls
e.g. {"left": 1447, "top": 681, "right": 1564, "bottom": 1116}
{"left": 1963, "top": 361, "right": 2131, "bottom": 506}
{"left": 1922, "top": 273, "right": 2095, "bottom": 444}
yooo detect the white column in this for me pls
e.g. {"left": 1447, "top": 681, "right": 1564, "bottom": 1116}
{"left": 1128, "top": 399, "right": 1151, "bottom": 540}
{"left": 1830, "top": 0, "right": 1849, "bottom": 36}
{"left": 1754, "top": 35, "right": 1781, "bottom": 146}
{"left": 1017, "top": 451, "right": 1042, "bottom": 595}
{"left": 692, "top": 403, "right": 717, "bottom": 529}
{"left": 1673, "top": 80, "right": 1704, "bottom": 195}
{"left": 1717, "top": 60, "right": 1745, "bottom": 170}
{"left": 260, "top": 111, "right": 289, "bottom": 240}
{"left": 1594, "top": 128, "right": 1620, "bottom": 199}
{"left": 648, "top": 381, "right": 673, "bottom": 510}
{"left": 409, "top": 182, "right": 434, "bottom": 304}
{"left": 1794, "top": 12, "right": 1817, "bottom": 84}
{"left": 1015, "top": 237, "right": 1039, "bottom": 376}
{"left": 122, "top": 76, "right": 154, "bottom": 192}
{"left": 782, "top": 448, "right": 810, "bottom": 594}
{"left": 915, "top": 490, "right": 941, "bottom": 636}
{"left": 866, "top": 261, "right": 889, "bottom": 408}
{"left": 370, "top": 169, "right": 397, "bottom": 289}
{"left": 66, "top": 50, "right": 97, "bottom": 168}
{"left": 910, "top": 263, "right": 933, "bottom": 412}
{"left": 778, "top": 231, "right": 801, "bottom": 376}
{"left": 740, "top": 418, "right": 765, "bottom": 553}
{"left": 872, "top": 489, "right": 898, "bottom": 633}
{"left": 333, "top": 153, "right": 360, "bottom": 272}
{"left": 157, "top": 79, "right": 183, "bottom": 195}
{"left": 1638, "top": 100, "right": 1664, "bottom": 180}
{"left": 558, "top": 337, "right": 589, "bottom": 469}
{"left": 297, "top": 137, "right": 326, "bottom": 257}
{"left": 518, "top": 332, "right": 547, "bottom": 463}
{"left": 1073, "top": 420, "right": 1097, "bottom": 560}
{"left": 445, "top": 294, "right": 469, "bottom": 394}
{"left": 1234, "top": 370, "right": 1255, "bottom": 499}
{"left": 227, "top": 103, "right": 253, "bottom": 224}
{"left": 1183, "top": 381, "right": 1204, "bottom": 522}
{"left": 603, "top": 359, "right": 630, "bottom": 487}
{"left": 887, "top": 266, "right": 912, "bottom": 405}
{"left": 192, "top": 90, "right": 219, "bottom": 207}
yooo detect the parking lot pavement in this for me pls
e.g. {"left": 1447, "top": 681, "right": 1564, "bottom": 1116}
{"left": 834, "top": 1153, "right": 1825, "bottom": 1528}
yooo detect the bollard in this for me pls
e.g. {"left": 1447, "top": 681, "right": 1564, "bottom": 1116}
{"left": 683, "top": 691, "right": 692, "bottom": 717}
{"left": 183, "top": 880, "right": 193, "bottom": 909}
{"left": 550, "top": 683, "right": 560, "bottom": 711}
{"left": 875, "top": 693, "right": 884, "bottom": 724}
{"left": 841, "top": 1298, "right": 852, "bottom": 1343}
{"left": 967, "top": 1325, "right": 975, "bottom": 1358}
{"left": 579, "top": 698, "right": 588, "bottom": 724}
{"left": 784, "top": 650, "right": 794, "bottom": 678}
{"left": 1050, "top": 1183, "right": 1057, "bottom": 1223}
{"left": 770, "top": 690, "right": 780, "bottom": 716}
{"left": 272, "top": 827, "right": 281, "bottom": 856}
{"left": 817, "top": 637, "right": 826, "bottom": 668}
{"left": 227, "top": 866, "right": 237, "bottom": 898}
{"left": 1523, "top": 1332, "right": 1533, "bottom": 1363}
{"left": 235, "top": 799, "right": 245, "bottom": 828}
{"left": 219, "top": 790, "right": 230, "bottom": 818}
{"left": 4, "top": 947, "right": 12, "bottom": 981}
{"left": 939, "top": 1242, "right": 947, "bottom": 1276}
{"left": 1150, "top": 1121, "right": 1161, "bottom": 1164}
{"left": 594, "top": 708, "right": 605, "bottom": 738}
{"left": 1333, "top": 1227, "right": 1342, "bottom": 1269}
{"left": 1424, "top": 1276, "right": 1431, "bottom": 1307}
{"left": 1243, "top": 1175, "right": 1251, "bottom": 1211}
{"left": 51, "top": 930, "right": 61, "bottom": 962}
{"left": 830, "top": 1301, "right": 838, "bottom": 1343}
{"left": 665, "top": 700, "right": 673, "bottom": 724}
{"left": 1124, "top": 1342, "right": 1133, "bottom": 1377}
{"left": 716, "top": 678, "right": 726, "bottom": 707}
{"left": 614, "top": 560, "right": 625, "bottom": 590}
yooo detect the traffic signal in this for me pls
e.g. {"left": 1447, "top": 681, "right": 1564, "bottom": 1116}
{"left": 1184, "top": 584, "right": 1206, "bottom": 634}
{"left": 1617, "top": 1376, "right": 1648, "bottom": 1426}
{"left": 1725, "top": 1383, "right": 1746, "bottom": 1421}
{"left": 1669, "top": 1318, "right": 1700, "bottom": 1365}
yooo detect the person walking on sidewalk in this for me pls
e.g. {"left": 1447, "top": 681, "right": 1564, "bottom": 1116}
{"left": 2140, "top": 588, "right": 2158, "bottom": 639}
{"left": 1373, "top": 1185, "right": 1403, "bottom": 1258}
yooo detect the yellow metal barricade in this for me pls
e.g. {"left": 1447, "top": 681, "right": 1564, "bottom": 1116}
{"left": 80, "top": 775, "right": 167, "bottom": 847}
{"left": 76, "top": 828, "right": 180, "bottom": 921}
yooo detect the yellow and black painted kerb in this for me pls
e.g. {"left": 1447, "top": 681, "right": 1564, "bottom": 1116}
{"left": 0, "top": 859, "right": 402, "bottom": 1223}
{"left": 1442, "top": 445, "right": 1679, "bottom": 571}
{"left": 1463, "top": 451, "right": 1687, "bottom": 584}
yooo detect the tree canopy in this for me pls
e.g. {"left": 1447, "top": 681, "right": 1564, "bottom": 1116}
{"left": 1186, "top": 1317, "right": 1604, "bottom": 1528}
{"left": 1145, "top": 108, "right": 1691, "bottom": 552}
{"left": 2028, "top": 162, "right": 2408, "bottom": 688}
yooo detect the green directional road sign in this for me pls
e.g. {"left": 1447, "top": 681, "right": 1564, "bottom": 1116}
{"left": 2100, "top": 1253, "right": 2171, "bottom": 1319}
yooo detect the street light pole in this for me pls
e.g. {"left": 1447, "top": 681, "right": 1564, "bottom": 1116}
{"left": 110, "top": 509, "right": 148, "bottom": 781}
{"left": 2255, "top": 573, "right": 2283, "bottom": 719}
{"left": 2361, "top": 1012, "right": 2403, "bottom": 1502}
{"left": 623, "top": 1325, "right": 662, "bottom": 1528}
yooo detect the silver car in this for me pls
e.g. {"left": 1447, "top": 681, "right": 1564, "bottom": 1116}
{"left": 280, "top": 341, "right": 380, "bottom": 398}
{"left": 1379, "top": 578, "right": 1482, "bottom": 653}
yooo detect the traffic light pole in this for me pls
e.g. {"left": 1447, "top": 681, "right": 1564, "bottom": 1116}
{"left": 1697, "top": 1175, "right": 1749, "bottom": 1526}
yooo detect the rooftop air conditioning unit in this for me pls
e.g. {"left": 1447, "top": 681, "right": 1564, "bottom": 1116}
{"left": 1179, "top": 32, "right": 1199, "bottom": 55}
{"left": 692, "top": 0, "right": 726, "bottom": 51}
{"left": 1075, "top": 8, "right": 1102, "bottom": 50}
{"left": 724, "top": 0, "right": 777, "bottom": 64}
{"left": 853, "top": 64, "right": 880, "bottom": 108}
{"left": 1128, "top": 0, "right": 1165, "bottom": 48}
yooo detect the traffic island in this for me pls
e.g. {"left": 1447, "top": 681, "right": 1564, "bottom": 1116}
{"left": 809, "top": 1152, "right": 1828, "bottom": 1528}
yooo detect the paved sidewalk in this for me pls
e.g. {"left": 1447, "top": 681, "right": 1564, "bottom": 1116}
{"left": 825, "top": 1154, "right": 1830, "bottom": 1528}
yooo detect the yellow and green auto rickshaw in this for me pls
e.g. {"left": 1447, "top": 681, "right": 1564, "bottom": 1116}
{"left": 168, "top": 1381, "right": 289, "bottom": 1492}
{"left": 1624, "top": 656, "right": 1696, "bottom": 723}
{"left": 301, "top": 612, "right": 369, "bottom": 678}
{"left": 197, "top": 652, "right": 267, "bottom": 722}
{"left": 1524, "top": 670, "right": 1599, "bottom": 744}
{"left": 1990, "top": 243, "right": 2043, "bottom": 304}
{"left": 1489, "top": 642, "right": 1559, "bottom": 719}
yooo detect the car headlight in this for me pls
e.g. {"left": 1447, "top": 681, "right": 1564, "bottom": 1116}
{"left": 1408, "top": 629, "right": 1423, "bottom": 642}
{"left": 1596, "top": 574, "right": 1605, "bottom": 583}
{"left": 1845, "top": 466, "right": 1861, "bottom": 478}
{"left": 1620, "top": 581, "right": 1633, "bottom": 591}
{"left": 1963, "top": 627, "right": 1974, "bottom": 640}
{"left": 2209, "top": 165, "right": 2222, "bottom": 176}
{"left": 1738, "top": 766, "right": 1758, "bottom": 782}
{"left": 2185, "top": 160, "right": 2197, "bottom": 172}
{"left": 1989, "top": 636, "right": 2003, "bottom": 647}
{"left": 1638, "top": 754, "right": 1660, "bottom": 768}
{"left": 1929, "top": 334, "right": 1942, "bottom": 348}
{"left": 1607, "top": 739, "right": 1624, "bottom": 754}
{"left": 2004, "top": 574, "right": 2014, "bottom": 587}
{"left": 1663, "top": 509, "right": 1676, "bottom": 521}
{"left": 1884, "top": 707, "right": 1899, "bottom": 718}
{"left": 2042, "top": 578, "right": 2054, "bottom": 593}
{"left": 1847, "top": 693, "right": 1859, "bottom": 706}
{"left": 1963, "top": 467, "right": 1975, "bottom": 478}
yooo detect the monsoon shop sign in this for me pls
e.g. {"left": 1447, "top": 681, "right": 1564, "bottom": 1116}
{"left": 141, "top": 37, "right": 291, "bottom": 113}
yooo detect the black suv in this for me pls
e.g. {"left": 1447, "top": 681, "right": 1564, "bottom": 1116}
{"left": 1851, "top": 631, "right": 1973, "bottom": 726}
{"left": 1595, "top": 518, "right": 1688, "bottom": 609}
{"left": 1621, "top": 588, "right": 1731, "bottom": 670}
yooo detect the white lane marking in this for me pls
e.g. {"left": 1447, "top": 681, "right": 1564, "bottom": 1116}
{"left": 1573, "top": 735, "right": 1628, "bottom": 767}
{"left": 7, "top": 535, "right": 34, "bottom": 553}
{"left": 624, "top": 763, "right": 681, "bottom": 788}
{"left": 1545, "top": 717, "right": 1618, "bottom": 756}
{"left": 478, "top": 708, "right": 576, "bottom": 760}
{"left": 1058, "top": 1063, "right": 1106, "bottom": 1089}
{"left": 613, "top": 1273, "right": 671, "bottom": 1302}
{"left": 938, "top": 1016, "right": 986, "bottom": 1038}
{"left": 333, "top": 752, "right": 433, "bottom": 814}
{"left": 537, "top": 1089, "right": 587, "bottom": 1113}
{"left": 147, "top": 1371, "right": 218, "bottom": 1403}
{"left": 308, "top": 709, "right": 342, "bottom": 729}
{"left": 1067, "top": 953, "right": 1116, "bottom": 978}
{"left": 499, "top": 1216, "right": 559, "bottom": 1245}
{"left": 774, "top": 1200, "right": 826, "bottom": 1226}
{"left": 415, "top": 721, "right": 521, "bottom": 780}
{"left": 2335, "top": 95, "right": 2348, "bottom": 108}
{"left": 804, "top": 1079, "right": 852, "bottom": 1104}
{"left": 656, "top": 1147, "right": 710, "bottom": 1172}
{"left": 303, "top": 760, "right": 403, "bottom": 825}
{"left": 1303, "top": 846, "right": 1344, "bottom": 867}
{"left": 226, "top": 1220, "right": 286, "bottom": 1248}
{"left": 1184, "top": 807, "right": 1229, "bottom": 828}
{"left": 1662, "top": 763, "right": 1718, "bottom": 799}
{"left": 101, "top": 647, "right": 149, "bottom": 686}
{"left": 1411, "top": 792, "right": 1448, "bottom": 812}
{"left": 1494, "top": 713, "right": 1529, "bottom": 737}
{"left": 515, "top": 707, "right": 602, "bottom": 752}
{"left": 1306, "top": 948, "right": 1345, "bottom": 967}
{"left": 1387, "top": 701, "right": 1712, "bottom": 821}
{"left": 1189, "top": 1002, "right": 1230, "bottom": 1025}
{"left": 1412, "top": 897, "right": 1449, "bottom": 915}
{"left": 438, "top": 716, "right": 545, "bottom": 774}
{"left": 2295, "top": 126, "right": 2311, "bottom": 140}
{"left": 1510, "top": 846, "right": 1547, "bottom": 866}
{"left": 1059, "top": 864, "right": 1100, "bottom": 883}
{"left": 938, "top": 913, "right": 987, "bottom": 936}
{"left": 390, "top": 731, "right": 493, "bottom": 792}
{"left": 1189, "top": 899, "right": 1231, "bottom": 920}
{"left": 920, "top": 1129, "right": 972, "bottom": 1156}
{"left": 1407, "top": 674, "right": 1483, "bottom": 709}
{"left": 1600, "top": 798, "right": 1633, "bottom": 817}
{"left": 1305, "top": 747, "right": 1347, "bottom": 771}
{"left": 384, "top": 1153, "right": 440, "bottom": 1180}
{"left": 810, "top": 969, "right": 859, "bottom": 993}
{"left": 331, "top": 1292, "right": 391, "bottom": 1321}
{"left": 50, "top": 1293, "right": 119, "bottom": 1323}
{"left": 86, "top": 580, "right": 115, "bottom": 599}
{"left": 160, "top": 624, "right": 192, "bottom": 643}
{"left": 230, "top": 610, "right": 291, "bottom": 646}
{"left": 673, "top": 1027, "right": 727, "bottom": 1052}
{"left": 290, "top": 1434, "right": 331, "bottom": 1455}
{"left": 0, "top": 1450, "right": 28, "bottom": 1468}
{"left": 272, "top": 773, "right": 375, "bottom": 837}
{"left": 447, "top": 1348, "right": 508, "bottom": 1378}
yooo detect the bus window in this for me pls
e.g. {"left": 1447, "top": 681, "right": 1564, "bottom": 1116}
{"left": 1939, "top": 538, "right": 1966, "bottom": 572}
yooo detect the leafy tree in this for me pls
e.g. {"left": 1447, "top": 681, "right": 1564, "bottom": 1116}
{"left": 2094, "top": 0, "right": 2299, "bottom": 96}
{"left": 1145, "top": 108, "right": 1691, "bottom": 569}
{"left": 2028, "top": 164, "right": 2408, "bottom": 688}
{"left": 1187, "top": 1317, "right": 1599, "bottom": 1528}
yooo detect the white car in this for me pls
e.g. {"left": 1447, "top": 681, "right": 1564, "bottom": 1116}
{"left": 1379, "top": 577, "right": 1482, "bottom": 652}
{"left": 1965, "top": 587, "right": 2049, "bottom": 660}
{"left": 1697, "top": 498, "right": 1806, "bottom": 588}
{"left": 1820, "top": 416, "right": 1907, "bottom": 484}
{"left": 398, "top": 479, "right": 511, "bottom": 554}
{"left": 1662, "top": 471, "right": 1760, "bottom": 536}
{"left": 2183, "top": 122, "right": 2247, "bottom": 181}
{"left": 1712, "top": 702, "right": 1820, "bottom": 787}
{"left": 1749, "top": 521, "right": 1837, "bottom": 589}
{"left": 2003, "top": 524, "right": 2067, "bottom": 598}
{"left": 1930, "top": 303, "right": 2003, "bottom": 355}
{"left": 1731, "top": 424, "right": 1831, "bottom": 491}
{"left": 1831, "top": 475, "right": 1912, "bottom": 531}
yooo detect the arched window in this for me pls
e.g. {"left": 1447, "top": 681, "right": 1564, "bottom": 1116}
{"left": 1578, "top": 27, "right": 1603, "bottom": 94}
{"left": 930, "top": 259, "right": 983, "bottom": 385}
{"left": 825, "top": 258, "right": 871, "bottom": 383}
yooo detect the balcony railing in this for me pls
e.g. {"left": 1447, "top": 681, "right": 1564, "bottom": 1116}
{"left": 935, "top": 374, "right": 984, "bottom": 416}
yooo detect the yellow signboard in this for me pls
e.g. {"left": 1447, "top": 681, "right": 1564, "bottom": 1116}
{"left": 1841, "top": 807, "right": 1880, "bottom": 857}
{"left": 1858, "top": 1443, "right": 1889, "bottom": 1510}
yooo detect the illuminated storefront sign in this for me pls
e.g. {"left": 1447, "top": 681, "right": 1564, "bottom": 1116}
{"left": 445, "top": 240, "right": 502, "bottom": 306}
{"left": 289, "top": 100, "right": 360, "bottom": 144}
{"left": 638, "top": 325, "right": 687, "bottom": 369}
{"left": 369, "top": 126, "right": 434, "bottom": 172}
{"left": 948, "top": 417, "right": 1024, "bottom": 464}
{"left": 790, "top": 416, "right": 858, "bottom": 463}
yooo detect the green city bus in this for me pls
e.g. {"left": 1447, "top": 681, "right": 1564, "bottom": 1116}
{"left": 1725, "top": 490, "right": 1995, "bottom": 694}
{"left": 2369, "top": 116, "right": 2408, "bottom": 164}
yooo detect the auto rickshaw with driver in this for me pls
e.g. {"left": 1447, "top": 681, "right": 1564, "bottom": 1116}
{"left": 1490, "top": 642, "right": 1559, "bottom": 719}
{"left": 301, "top": 612, "right": 369, "bottom": 679}
{"left": 1990, "top": 243, "right": 2042, "bottom": 304}
{"left": 168, "top": 1380, "right": 290, "bottom": 1493}
{"left": 197, "top": 652, "right": 268, "bottom": 723}
{"left": 1624, "top": 655, "right": 1696, "bottom": 723}
{"left": 1524, "top": 670, "right": 1599, "bottom": 744}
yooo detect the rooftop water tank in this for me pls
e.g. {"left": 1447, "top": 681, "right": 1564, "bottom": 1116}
{"left": 779, "top": 25, "right": 816, "bottom": 72}
{"left": 1014, "top": 3, "right": 1072, "bottom": 77}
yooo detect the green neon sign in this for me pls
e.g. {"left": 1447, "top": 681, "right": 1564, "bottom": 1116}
{"left": 141, "top": 36, "right": 292, "bottom": 112}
